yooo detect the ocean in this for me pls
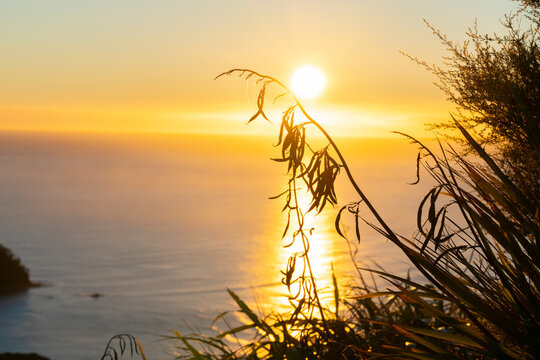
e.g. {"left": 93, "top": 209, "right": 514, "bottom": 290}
{"left": 0, "top": 131, "right": 432, "bottom": 359}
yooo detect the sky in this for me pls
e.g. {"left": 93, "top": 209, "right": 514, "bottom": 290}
{"left": 0, "top": 0, "right": 518, "bottom": 137}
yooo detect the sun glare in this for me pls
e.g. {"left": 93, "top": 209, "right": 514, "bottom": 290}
{"left": 290, "top": 65, "right": 327, "bottom": 100}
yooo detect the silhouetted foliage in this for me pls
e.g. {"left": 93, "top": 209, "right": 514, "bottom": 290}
{"left": 0, "top": 243, "right": 32, "bottom": 294}
{"left": 171, "top": 61, "right": 538, "bottom": 358}
{"left": 163, "top": 2, "right": 540, "bottom": 359}
{"left": 405, "top": 2, "right": 540, "bottom": 200}
{"left": 516, "top": 0, "right": 540, "bottom": 14}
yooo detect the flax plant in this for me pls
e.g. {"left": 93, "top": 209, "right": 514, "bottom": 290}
{"left": 170, "top": 67, "right": 538, "bottom": 360}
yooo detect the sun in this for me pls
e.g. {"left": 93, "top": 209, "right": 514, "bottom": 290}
{"left": 290, "top": 65, "right": 327, "bottom": 100}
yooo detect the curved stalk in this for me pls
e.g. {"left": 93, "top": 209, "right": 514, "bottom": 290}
{"left": 291, "top": 175, "right": 330, "bottom": 334}
{"left": 217, "top": 69, "right": 401, "bottom": 248}
{"left": 217, "top": 69, "right": 508, "bottom": 356}
{"left": 292, "top": 84, "right": 509, "bottom": 354}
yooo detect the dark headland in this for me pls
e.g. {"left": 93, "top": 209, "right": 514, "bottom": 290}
{"left": 0, "top": 354, "right": 50, "bottom": 360}
{"left": 0, "top": 243, "right": 39, "bottom": 295}
{"left": 0, "top": 245, "right": 48, "bottom": 359}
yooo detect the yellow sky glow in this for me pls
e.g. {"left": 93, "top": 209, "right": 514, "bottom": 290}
{"left": 0, "top": 0, "right": 517, "bottom": 136}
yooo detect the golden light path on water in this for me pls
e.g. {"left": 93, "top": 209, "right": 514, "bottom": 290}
{"left": 229, "top": 136, "right": 431, "bottom": 336}
{"left": 257, "top": 187, "right": 352, "bottom": 316}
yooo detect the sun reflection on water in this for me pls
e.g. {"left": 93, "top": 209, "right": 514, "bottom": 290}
{"left": 256, "top": 188, "right": 350, "bottom": 315}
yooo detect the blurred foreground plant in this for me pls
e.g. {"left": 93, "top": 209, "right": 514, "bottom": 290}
{"left": 101, "top": 334, "right": 146, "bottom": 360}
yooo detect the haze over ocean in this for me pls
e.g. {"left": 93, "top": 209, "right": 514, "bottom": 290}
{"left": 0, "top": 131, "right": 430, "bottom": 359}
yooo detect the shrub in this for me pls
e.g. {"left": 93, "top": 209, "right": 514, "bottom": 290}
{"left": 403, "top": 1, "right": 540, "bottom": 200}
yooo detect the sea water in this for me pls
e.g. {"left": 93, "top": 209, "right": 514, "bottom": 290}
{"left": 0, "top": 132, "right": 431, "bottom": 359}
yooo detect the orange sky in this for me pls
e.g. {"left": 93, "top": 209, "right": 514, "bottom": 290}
{"left": 0, "top": 0, "right": 517, "bottom": 137}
